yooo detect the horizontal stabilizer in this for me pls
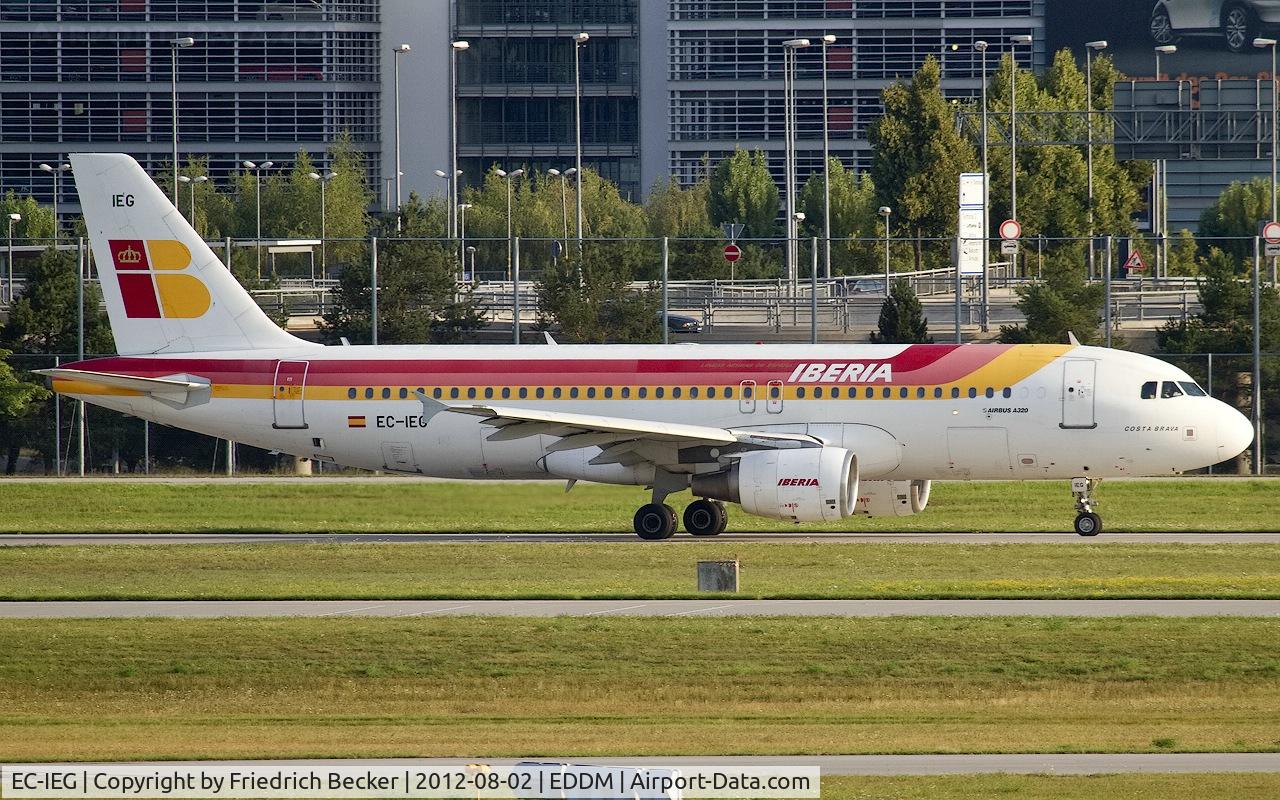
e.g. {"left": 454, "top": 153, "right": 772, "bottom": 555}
{"left": 36, "top": 368, "right": 209, "bottom": 402}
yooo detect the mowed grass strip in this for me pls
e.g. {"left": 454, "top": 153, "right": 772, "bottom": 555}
{"left": 1, "top": 479, "right": 1278, "bottom": 533}
{"left": 820, "top": 774, "right": 1280, "bottom": 800}
{"left": 4, "top": 543, "right": 1280, "bottom": 600}
{"left": 1, "top": 617, "right": 1278, "bottom": 761}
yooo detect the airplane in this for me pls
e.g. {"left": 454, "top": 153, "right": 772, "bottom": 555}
{"left": 37, "top": 153, "right": 1254, "bottom": 539}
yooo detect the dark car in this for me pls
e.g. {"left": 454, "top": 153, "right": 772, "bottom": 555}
{"left": 663, "top": 312, "right": 703, "bottom": 334}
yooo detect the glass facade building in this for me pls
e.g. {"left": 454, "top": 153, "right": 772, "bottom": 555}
{"left": 454, "top": 0, "right": 641, "bottom": 199}
{"left": 661, "top": 0, "right": 1044, "bottom": 188}
{"left": 0, "top": 0, "right": 382, "bottom": 215}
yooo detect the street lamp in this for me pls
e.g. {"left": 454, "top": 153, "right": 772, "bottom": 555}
{"left": 782, "top": 37, "right": 811, "bottom": 292}
{"left": 1154, "top": 44, "right": 1176, "bottom": 79}
{"left": 449, "top": 40, "right": 470, "bottom": 240}
{"left": 307, "top": 170, "right": 337, "bottom": 271}
{"left": 1085, "top": 40, "right": 1108, "bottom": 277}
{"left": 879, "top": 206, "right": 892, "bottom": 297}
{"left": 392, "top": 43, "right": 411, "bottom": 231}
{"left": 1009, "top": 34, "right": 1032, "bottom": 224}
{"left": 496, "top": 168, "right": 524, "bottom": 281}
{"left": 176, "top": 174, "right": 208, "bottom": 230}
{"left": 6, "top": 213, "right": 18, "bottom": 304}
{"left": 974, "top": 40, "right": 990, "bottom": 330}
{"left": 38, "top": 162, "right": 71, "bottom": 239}
{"left": 243, "top": 160, "right": 274, "bottom": 277}
{"left": 170, "top": 36, "right": 195, "bottom": 205}
{"left": 549, "top": 168, "right": 575, "bottom": 254}
{"left": 572, "top": 33, "right": 589, "bottom": 248}
{"left": 820, "top": 34, "right": 836, "bottom": 280}
{"left": 1257, "top": 37, "right": 1278, "bottom": 226}
{"left": 458, "top": 202, "right": 473, "bottom": 280}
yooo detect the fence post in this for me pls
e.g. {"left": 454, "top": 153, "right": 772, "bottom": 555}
{"left": 1103, "top": 235, "right": 1113, "bottom": 349}
{"left": 369, "top": 236, "right": 378, "bottom": 346}
{"left": 1207, "top": 352, "right": 1214, "bottom": 475}
{"left": 1254, "top": 236, "right": 1263, "bottom": 475}
{"left": 53, "top": 354, "right": 61, "bottom": 476}
{"left": 76, "top": 237, "right": 85, "bottom": 477}
{"left": 953, "top": 235, "right": 962, "bottom": 344}
{"left": 512, "top": 237, "right": 521, "bottom": 345}
{"left": 662, "top": 236, "right": 669, "bottom": 345}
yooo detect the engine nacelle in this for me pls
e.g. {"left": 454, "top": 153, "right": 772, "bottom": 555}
{"left": 855, "top": 480, "right": 932, "bottom": 517}
{"left": 691, "top": 447, "right": 858, "bottom": 522}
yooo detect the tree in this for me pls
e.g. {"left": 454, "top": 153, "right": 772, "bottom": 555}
{"left": 1198, "top": 177, "right": 1273, "bottom": 265}
{"left": 0, "top": 348, "right": 49, "bottom": 474}
{"left": 0, "top": 192, "right": 57, "bottom": 241}
{"left": 537, "top": 244, "right": 661, "bottom": 343}
{"left": 871, "top": 280, "right": 932, "bottom": 343}
{"left": 799, "top": 158, "right": 882, "bottom": 275}
{"left": 707, "top": 149, "right": 780, "bottom": 240}
{"left": 999, "top": 244, "right": 1105, "bottom": 344}
{"left": 1166, "top": 229, "right": 1200, "bottom": 277}
{"left": 869, "top": 57, "right": 978, "bottom": 270}
{"left": 0, "top": 247, "right": 113, "bottom": 355}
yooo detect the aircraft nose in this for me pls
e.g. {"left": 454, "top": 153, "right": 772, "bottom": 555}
{"left": 1217, "top": 403, "right": 1255, "bottom": 462}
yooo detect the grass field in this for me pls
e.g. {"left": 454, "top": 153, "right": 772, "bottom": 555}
{"left": 2, "top": 617, "right": 1278, "bottom": 761}
{"left": 820, "top": 774, "right": 1280, "bottom": 799}
{"left": 1, "top": 479, "right": 1278, "bottom": 533}
{"left": 4, "top": 542, "right": 1280, "bottom": 600}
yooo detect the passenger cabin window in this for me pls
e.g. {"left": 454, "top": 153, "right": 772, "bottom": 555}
{"left": 1141, "top": 381, "right": 1157, "bottom": 399}
{"left": 1179, "top": 381, "right": 1207, "bottom": 397}
{"left": 1161, "top": 381, "right": 1184, "bottom": 398}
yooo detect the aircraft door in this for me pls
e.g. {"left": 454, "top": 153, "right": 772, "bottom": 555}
{"left": 1060, "top": 360, "right": 1097, "bottom": 429}
{"left": 739, "top": 380, "right": 756, "bottom": 414}
{"left": 766, "top": 380, "right": 784, "bottom": 414}
{"left": 272, "top": 360, "right": 309, "bottom": 429}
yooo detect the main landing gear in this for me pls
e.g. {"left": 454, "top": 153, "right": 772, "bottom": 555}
{"left": 1071, "top": 477, "right": 1102, "bottom": 536}
{"left": 632, "top": 499, "right": 729, "bottom": 539}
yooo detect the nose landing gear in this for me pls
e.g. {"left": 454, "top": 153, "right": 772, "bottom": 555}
{"left": 1071, "top": 476, "right": 1102, "bottom": 536}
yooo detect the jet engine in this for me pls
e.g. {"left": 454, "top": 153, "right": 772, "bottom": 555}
{"left": 854, "top": 480, "right": 932, "bottom": 517}
{"left": 691, "top": 447, "right": 858, "bottom": 522}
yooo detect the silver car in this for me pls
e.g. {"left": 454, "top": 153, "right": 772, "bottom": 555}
{"left": 1151, "top": 1, "right": 1280, "bottom": 52}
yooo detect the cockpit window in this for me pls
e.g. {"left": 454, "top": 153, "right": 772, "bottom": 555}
{"left": 1178, "top": 381, "right": 1207, "bottom": 397}
{"left": 1161, "top": 381, "right": 1184, "bottom": 398}
{"left": 1141, "top": 381, "right": 1157, "bottom": 399}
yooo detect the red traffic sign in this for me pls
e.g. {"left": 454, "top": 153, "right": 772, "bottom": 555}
{"left": 1124, "top": 250, "right": 1147, "bottom": 272}
{"left": 1263, "top": 220, "right": 1280, "bottom": 244}
{"left": 999, "top": 219, "right": 1022, "bottom": 240}
{"left": 723, "top": 243, "right": 742, "bottom": 263}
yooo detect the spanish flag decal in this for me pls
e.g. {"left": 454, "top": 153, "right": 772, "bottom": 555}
{"left": 347, "top": 416, "right": 367, "bottom": 428}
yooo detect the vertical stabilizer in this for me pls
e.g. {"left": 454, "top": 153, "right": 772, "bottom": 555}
{"left": 70, "top": 152, "right": 314, "bottom": 355}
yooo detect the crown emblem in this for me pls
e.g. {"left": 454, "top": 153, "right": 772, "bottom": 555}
{"left": 117, "top": 245, "right": 142, "bottom": 265}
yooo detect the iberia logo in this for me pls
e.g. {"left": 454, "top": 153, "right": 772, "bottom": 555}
{"left": 108, "top": 239, "right": 211, "bottom": 319}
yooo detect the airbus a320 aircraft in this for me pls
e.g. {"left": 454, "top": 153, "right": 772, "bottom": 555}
{"left": 40, "top": 154, "right": 1254, "bottom": 538}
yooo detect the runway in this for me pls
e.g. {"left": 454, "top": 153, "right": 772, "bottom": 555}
{"left": 42, "top": 753, "right": 1280, "bottom": 776}
{"left": 5, "top": 531, "right": 1280, "bottom": 545}
{"left": 4, "top": 598, "right": 1278, "bottom": 618}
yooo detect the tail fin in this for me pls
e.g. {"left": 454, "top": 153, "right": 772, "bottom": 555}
{"left": 70, "top": 153, "right": 313, "bottom": 355}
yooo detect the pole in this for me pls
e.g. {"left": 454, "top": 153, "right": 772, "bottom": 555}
{"left": 783, "top": 46, "right": 796, "bottom": 294}
{"left": 450, "top": 45, "right": 459, "bottom": 240}
{"left": 506, "top": 179, "right": 513, "bottom": 281}
{"left": 1272, "top": 45, "right": 1277, "bottom": 226}
{"left": 53, "top": 354, "right": 61, "bottom": 476}
{"left": 1009, "top": 54, "right": 1018, "bottom": 223}
{"left": 459, "top": 204, "right": 467, "bottom": 281}
{"left": 144, "top": 420, "right": 150, "bottom": 475}
{"left": 574, "top": 37, "right": 585, "bottom": 249}
{"left": 188, "top": 182, "right": 196, "bottom": 227}
{"left": 980, "top": 46, "right": 990, "bottom": 332}
{"left": 226, "top": 439, "right": 234, "bottom": 477}
{"left": 52, "top": 166, "right": 60, "bottom": 240}
{"left": 512, "top": 236, "right": 521, "bottom": 344}
{"left": 1254, "top": 235, "right": 1263, "bottom": 475}
{"left": 171, "top": 42, "right": 180, "bottom": 206}
{"left": 76, "top": 237, "right": 84, "bottom": 477}
{"left": 662, "top": 236, "right": 670, "bottom": 345}
{"left": 821, "top": 37, "right": 832, "bottom": 280}
{"left": 954, "top": 236, "right": 962, "bottom": 344}
{"left": 318, "top": 177, "right": 327, "bottom": 275}
{"left": 883, "top": 215, "right": 891, "bottom": 293}
{"left": 560, "top": 176, "right": 569, "bottom": 252}
{"left": 810, "top": 236, "right": 819, "bottom": 344}
{"left": 1086, "top": 50, "right": 1096, "bottom": 280}
{"left": 254, "top": 169, "right": 262, "bottom": 278}
{"left": 370, "top": 236, "right": 379, "bottom": 346}
{"left": 1103, "top": 235, "right": 1112, "bottom": 348}
{"left": 393, "top": 50, "right": 403, "bottom": 232}
{"left": 6, "top": 220, "right": 12, "bottom": 304}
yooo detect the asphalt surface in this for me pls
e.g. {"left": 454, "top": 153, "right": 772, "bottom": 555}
{"left": 42, "top": 753, "right": 1280, "bottom": 776}
{"left": 4, "top": 531, "right": 1280, "bottom": 545}
{"left": 4, "top": 599, "right": 1278, "bottom": 619}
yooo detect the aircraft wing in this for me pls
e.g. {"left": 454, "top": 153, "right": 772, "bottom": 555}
{"left": 417, "top": 392, "right": 821, "bottom": 468}
{"left": 35, "top": 368, "right": 210, "bottom": 402}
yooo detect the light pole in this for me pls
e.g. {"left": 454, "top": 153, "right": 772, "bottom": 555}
{"left": 820, "top": 34, "right": 836, "bottom": 280}
{"left": 975, "top": 40, "right": 990, "bottom": 330}
{"left": 169, "top": 36, "right": 195, "bottom": 205}
{"left": 1256, "top": 37, "right": 1278, "bottom": 226}
{"left": 572, "top": 33, "right": 589, "bottom": 248}
{"left": 1009, "top": 34, "right": 1032, "bottom": 224}
{"left": 782, "top": 38, "right": 811, "bottom": 293}
{"left": 1085, "top": 40, "right": 1108, "bottom": 278}
{"left": 6, "top": 213, "right": 18, "bottom": 304}
{"left": 458, "top": 203, "right": 472, "bottom": 280}
{"left": 392, "top": 43, "right": 411, "bottom": 231}
{"left": 879, "top": 206, "right": 892, "bottom": 297}
{"left": 449, "top": 40, "right": 470, "bottom": 240}
{"left": 549, "top": 168, "right": 575, "bottom": 254}
{"left": 307, "top": 170, "right": 336, "bottom": 272}
{"left": 243, "top": 160, "right": 274, "bottom": 278}
{"left": 38, "top": 162, "right": 71, "bottom": 239}
{"left": 176, "top": 174, "right": 208, "bottom": 229}
{"left": 1154, "top": 44, "right": 1176, "bottom": 79}
{"left": 496, "top": 168, "right": 524, "bottom": 281}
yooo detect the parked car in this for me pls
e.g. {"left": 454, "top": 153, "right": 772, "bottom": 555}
{"left": 840, "top": 277, "right": 886, "bottom": 295}
{"left": 662, "top": 313, "right": 703, "bottom": 334}
{"left": 1151, "top": 1, "right": 1280, "bottom": 52}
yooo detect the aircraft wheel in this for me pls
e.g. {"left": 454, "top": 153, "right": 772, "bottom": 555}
{"left": 684, "top": 499, "right": 727, "bottom": 536}
{"left": 634, "top": 503, "right": 677, "bottom": 540}
{"left": 1074, "top": 512, "right": 1102, "bottom": 537}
